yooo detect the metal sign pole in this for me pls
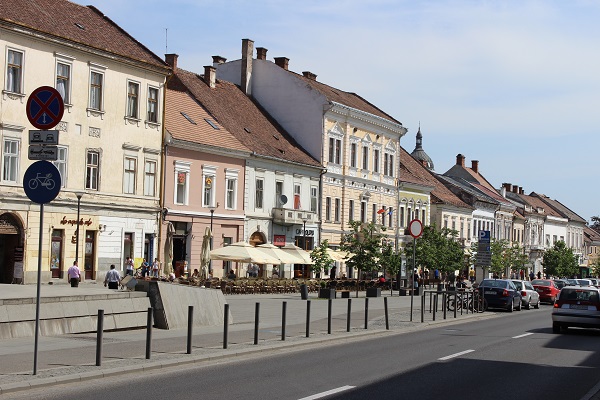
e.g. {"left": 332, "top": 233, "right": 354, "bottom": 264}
{"left": 33, "top": 203, "right": 44, "bottom": 375}
{"left": 410, "top": 237, "right": 415, "bottom": 322}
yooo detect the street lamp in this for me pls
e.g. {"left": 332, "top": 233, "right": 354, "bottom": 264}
{"left": 301, "top": 215, "right": 308, "bottom": 278}
{"left": 75, "top": 192, "right": 84, "bottom": 264}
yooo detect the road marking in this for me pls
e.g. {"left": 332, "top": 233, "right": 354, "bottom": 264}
{"left": 512, "top": 333, "right": 534, "bottom": 339}
{"left": 298, "top": 386, "right": 356, "bottom": 400}
{"left": 438, "top": 349, "right": 475, "bottom": 361}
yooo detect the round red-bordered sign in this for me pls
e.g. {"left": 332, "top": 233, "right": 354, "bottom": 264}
{"left": 408, "top": 219, "right": 423, "bottom": 239}
{"left": 26, "top": 86, "right": 64, "bottom": 130}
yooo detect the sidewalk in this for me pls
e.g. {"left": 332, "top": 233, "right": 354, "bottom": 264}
{"left": 0, "top": 288, "right": 496, "bottom": 395}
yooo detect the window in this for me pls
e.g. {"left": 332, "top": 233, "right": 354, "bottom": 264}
{"left": 123, "top": 157, "right": 136, "bottom": 194}
{"left": 349, "top": 200, "right": 354, "bottom": 222}
{"left": 89, "top": 71, "right": 103, "bottom": 110}
{"left": 226, "top": 177, "right": 236, "bottom": 209}
{"left": 53, "top": 147, "right": 68, "bottom": 187}
{"left": 294, "top": 184, "right": 301, "bottom": 209}
{"left": 56, "top": 62, "right": 71, "bottom": 104}
{"left": 334, "top": 198, "right": 340, "bottom": 223}
{"left": 460, "top": 221, "right": 464, "bottom": 239}
{"left": 373, "top": 149, "right": 380, "bottom": 173}
{"left": 325, "top": 197, "right": 331, "bottom": 221}
{"left": 147, "top": 87, "right": 159, "bottom": 123}
{"left": 6, "top": 49, "right": 23, "bottom": 93}
{"left": 126, "top": 81, "right": 140, "bottom": 119}
{"left": 388, "top": 207, "right": 393, "bottom": 228}
{"left": 144, "top": 160, "right": 156, "bottom": 196}
{"left": 275, "top": 181, "right": 283, "bottom": 207}
{"left": 400, "top": 207, "right": 405, "bottom": 228}
{"left": 255, "top": 178, "right": 264, "bottom": 209}
{"left": 381, "top": 206, "right": 386, "bottom": 226}
{"left": 328, "top": 138, "right": 341, "bottom": 164}
{"left": 422, "top": 209, "right": 426, "bottom": 223}
{"left": 362, "top": 146, "right": 369, "bottom": 169}
{"left": 175, "top": 171, "right": 188, "bottom": 204}
{"left": 372, "top": 204, "right": 377, "bottom": 223}
{"left": 2, "top": 139, "right": 19, "bottom": 182}
{"left": 310, "top": 186, "right": 318, "bottom": 212}
{"left": 350, "top": 143, "right": 357, "bottom": 168}
{"left": 360, "top": 201, "right": 367, "bottom": 223}
{"left": 203, "top": 174, "right": 215, "bottom": 207}
{"left": 86, "top": 151, "right": 99, "bottom": 190}
{"left": 384, "top": 153, "right": 394, "bottom": 176}
{"left": 407, "top": 207, "right": 412, "bottom": 222}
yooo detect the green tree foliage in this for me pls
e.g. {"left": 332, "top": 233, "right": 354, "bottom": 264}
{"left": 340, "top": 221, "right": 385, "bottom": 274}
{"left": 542, "top": 240, "right": 579, "bottom": 278}
{"left": 489, "top": 239, "right": 511, "bottom": 277}
{"left": 309, "top": 239, "right": 334, "bottom": 274}
{"left": 404, "top": 225, "right": 463, "bottom": 275}
{"left": 590, "top": 258, "right": 600, "bottom": 278}
{"left": 379, "top": 240, "right": 402, "bottom": 277}
{"left": 590, "top": 216, "right": 600, "bottom": 233}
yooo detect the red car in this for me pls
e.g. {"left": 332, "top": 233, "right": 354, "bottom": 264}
{"left": 532, "top": 279, "right": 560, "bottom": 303}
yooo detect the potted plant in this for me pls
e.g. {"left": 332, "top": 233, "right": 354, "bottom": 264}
{"left": 318, "top": 279, "right": 336, "bottom": 299}
{"left": 312, "top": 240, "right": 336, "bottom": 299}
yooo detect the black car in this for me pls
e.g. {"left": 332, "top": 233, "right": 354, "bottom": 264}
{"left": 478, "top": 279, "right": 523, "bottom": 312}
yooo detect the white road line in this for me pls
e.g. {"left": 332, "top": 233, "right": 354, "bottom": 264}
{"left": 512, "top": 333, "right": 534, "bottom": 339}
{"left": 438, "top": 349, "right": 475, "bottom": 361}
{"left": 298, "top": 385, "right": 356, "bottom": 400}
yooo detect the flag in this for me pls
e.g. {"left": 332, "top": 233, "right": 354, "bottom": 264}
{"left": 377, "top": 208, "right": 385, "bottom": 214}
{"left": 388, "top": 209, "right": 393, "bottom": 216}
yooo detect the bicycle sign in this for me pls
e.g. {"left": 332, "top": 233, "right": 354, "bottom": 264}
{"left": 23, "top": 161, "right": 61, "bottom": 204}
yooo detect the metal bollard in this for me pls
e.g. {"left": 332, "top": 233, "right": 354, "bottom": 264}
{"left": 306, "top": 300, "right": 311, "bottom": 338}
{"left": 454, "top": 291, "right": 457, "bottom": 318}
{"left": 187, "top": 306, "right": 193, "bottom": 354}
{"left": 421, "top": 294, "right": 425, "bottom": 323}
{"left": 282, "top": 301, "right": 287, "bottom": 341}
{"left": 347, "top": 298, "right": 352, "bottom": 332}
{"left": 433, "top": 294, "right": 437, "bottom": 321}
{"left": 364, "top": 298, "right": 369, "bottom": 329}
{"left": 254, "top": 302, "right": 260, "bottom": 345}
{"left": 327, "top": 299, "right": 332, "bottom": 334}
{"left": 443, "top": 292, "right": 447, "bottom": 320}
{"left": 429, "top": 292, "right": 433, "bottom": 313}
{"left": 145, "top": 307, "right": 153, "bottom": 359}
{"left": 96, "top": 309, "right": 104, "bottom": 366}
{"left": 223, "top": 304, "right": 229, "bottom": 349}
{"left": 384, "top": 297, "right": 389, "bottom": 330}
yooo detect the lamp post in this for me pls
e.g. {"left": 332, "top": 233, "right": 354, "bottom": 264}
{"left": 75, "top": 192, "right": 84, "bottom": 264}
{"left": 301, "top": 215, "right": 308, "bottom": 278}
{"left": 209, "top": 205, "right": 216, "bottom": 276}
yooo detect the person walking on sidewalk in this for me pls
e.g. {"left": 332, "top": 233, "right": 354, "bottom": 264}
{"left": 151, "top": 258, "right": 160, "bottom": 278}
{"left": 104, "top": 264, "right": 121, "bottom": 289}
{"left": 67, "top": 261, "right": 80, "bottom": 287}
{"left": 125, "top": 256, "right": 134, "bottom": 276}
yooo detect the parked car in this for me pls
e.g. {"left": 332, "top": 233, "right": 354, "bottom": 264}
{"left": 566, "top": 279, "right": 579, "bottom": 286}
{"left": 554, "top": 279, "right": 569, "bottom": 290}
{"left": 552, "top": 286, "right": 600, "bottom": 333}
{"left": 479, "top": 279, "right": 522, "bottom": 312}
{"left": 575, "top": 279, "right": 592, "bottom": 287}
{"left": 532, "top": 279, "right": 561, "bottom": 303}
{"left": 512, "top": 280, "right": 540, "bottom": 309}
{"left": 589, "top": 278, "right": 600, "bottom": 287}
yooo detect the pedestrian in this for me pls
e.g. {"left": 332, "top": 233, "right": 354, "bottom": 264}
{"left": 469, "top": 267, "right": 475, "bottom": 283}
{"left": 520, "top": 270, "right": 524, "bottom": 280}
{"left": 330, "top": 265, "right": 337, "bottom": 279}
{"left": 125, "top": 256, "right": 134, "bottom": 276}
{"left": 537, "top": 271, "right": 541, "bottom": 279}
{"left": 152, "top": 258, "right": 160, "bottom": 278}
{"left": 272, "top": 266, "right": 279, "bottom": 278}
{"left": 141, "top": 258, "right": 149, "bottom": 278}
{"left": 67, "top": 261, "right": 81, "bottom": 287}
{"left": 228, "top": 269, "right": 236, "bottom": 280}
{"left": 529, "top": 271, "right": 535, "bottom": 281}
{"left": 434, "top": 268, "right": 440, "bottom": 281}
{"left": 104, "top": 264, "right": 121, "bottom": 289}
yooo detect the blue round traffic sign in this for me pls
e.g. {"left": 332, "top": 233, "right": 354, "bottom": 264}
{"left": 26, "top": 86, "right": 64, "bottom": 130}
{"left": 23, "top": 161, "right": 61, "bottom": 204}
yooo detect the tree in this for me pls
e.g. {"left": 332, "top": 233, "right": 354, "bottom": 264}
{"left": 340, "top": 221, "right": 385, "bottom": 278}
{"left": 542, "top": 240, "right": 579, "bottom": 278}
{"left": 404, "top": 224, "right": 463, "bottom": 277}
{"left": 309, "top": 239, "right": 334, "bottom": 276}
{"left": 509, "top": 244, "right": 529, "bottom": 274}
{"left": 590, "top": 216, "right": 600, "bottom": 233}
{"left": 379, "top": 240, "right": 402, "bottom": 278}
{"left": 590, "top": 258, "right": 600, "bottom": 278}
{"left": 489, "top": 239, "right": 511, "bottom": 277}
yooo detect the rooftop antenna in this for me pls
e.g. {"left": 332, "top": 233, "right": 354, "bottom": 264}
{"left": 165, "top": 28, "right": 168, "bottom": 54}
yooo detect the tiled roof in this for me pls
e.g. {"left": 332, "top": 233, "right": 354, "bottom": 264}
{"left": 470, "top": 182, "right": 513, "bottom": 206}
{"left": 294, "top": 74, "right": 401, "bottom": 124}
{"left": 171, "top": 69, "right": 321, "bottom": 168}
{"left": 531, "top": 193, "right": 587, "bottom": 224}
{"left": 400, "top": 148, "right": 471, "bottom": 209}
{"left": 0, "top": 0, "right": 167, "bottom": 70}
{"left": 165, "top": 89, "right": 249, "bottom": 154}
{"left": 584, "top": 226, "right": 600, "bottom": 243}
{"left": 516, "top": 193, "right": 564, "bottom": 218}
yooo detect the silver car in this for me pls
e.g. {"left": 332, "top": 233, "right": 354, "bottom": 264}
{"left": 511, "top": 280, "right": 540, "bottom": 309}
{"left": 552, "top": 286, "right": 600, "bottom": 333}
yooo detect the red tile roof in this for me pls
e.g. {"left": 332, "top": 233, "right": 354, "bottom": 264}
{"left": 0, "top": 0, "right": 167, "bottom": 70}
{"left": 516, "top": 193, "right": 563, "bottom": 218}
{"left": 170, "top": 69, "right": 321, "bottom": 168}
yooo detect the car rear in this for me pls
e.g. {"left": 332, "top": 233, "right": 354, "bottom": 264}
{"left": 532, "top": 279, "right": 559, "bottom": 303}
{"left": 552, "top": 287, "right": 600, "bottom": 332}
{"left": 479, "top": 279, "right": 520, "bottom": 311}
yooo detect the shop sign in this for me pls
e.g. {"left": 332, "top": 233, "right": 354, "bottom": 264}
{"left": 295, "top": 229, "right": 314, "bottom": 236}
{"left": 60, "top": 216, "right": 93, "bottom": 227}
{"left": 273, "top": 235, "right": 286, "bottom": 247}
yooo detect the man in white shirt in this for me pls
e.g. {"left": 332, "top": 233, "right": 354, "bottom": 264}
{"left": 104, "top": 264, "right": 121, "bottom": 289}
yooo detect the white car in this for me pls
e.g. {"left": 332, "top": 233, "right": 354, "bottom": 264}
{"left": 552, "top": 286, "right": 600, "bottom": 333}
{"left": 511, "top": 280, "right": 540, "bottom": 309}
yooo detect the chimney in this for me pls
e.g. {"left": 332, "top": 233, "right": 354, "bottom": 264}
{"left": 241, "top": 38, "right": 254, "bottom": 96}
{"left": 165, "top": 53, "right": 178, "bottom": 71}
{"left": 456, "top": 154, "right": 465, "bottom": 167}
{"left": 502, "top": 183, "right": 512, "bottom": 191}
{"left": 512, "top": 185, "right": 518, "bottom": 193}
{"left": 274, "top": 57, "right": 289, "bottom": 70}
{"left": 204, "top": 65, "right": 216, "bottom": 89}
{"left": 212, "top": 55, "right": 226, "bottom": 67}
{"left": 256, "top": 47, "right": 268, "bottom": 60}
{"left": 302, "top": 71, "right": 317, "bottom": 80}
{"left": 500, "top": 186, "right": 507, "bottom": 197}
{"left": 519, "top": 187, "right": 523, "bottom": 195}
{"left": 471, "top": 160, "right": 479, "bottom": 174}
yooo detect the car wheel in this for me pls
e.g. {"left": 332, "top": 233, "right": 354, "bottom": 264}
{"left": 534, "top": 299, "right": 540, "bottom": 309}
{"left": 507, "top": 301, "right": 514, "bottom": 312}
{"left": 550, "top": 296, "right": 556, "bottom": 304}
{"left": 516, "top": 299, "right": 522, "bottom": 311}
{"left": 552, "top": 322, "right": 561, "bottom": 333}
{"left": 526, "top": 297, "right": 531, "bottom": 310}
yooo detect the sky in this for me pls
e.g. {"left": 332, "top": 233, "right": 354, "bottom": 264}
{"left": 90, "top": 0, "right": 599, "bottom": 223}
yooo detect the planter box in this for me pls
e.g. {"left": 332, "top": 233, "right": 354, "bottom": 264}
{"left": 366, "top": 287, "right": 382, "bottom": 297}
{"left": 318, "top": 288, "right": 336, "bottom": 299}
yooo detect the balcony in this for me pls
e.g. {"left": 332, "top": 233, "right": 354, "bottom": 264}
{"left": 272, "top": 208, "right": 317, "bottom": 226}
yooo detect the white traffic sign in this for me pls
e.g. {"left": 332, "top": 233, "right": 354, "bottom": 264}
{"left": 29, "top": 130, "right": 59, "bottom": 145}
{"left": 28, "top": 145, "right": 58, "bottom": 161}
{"left": 408, "top": 219, "right": 423, "bottom": 239}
